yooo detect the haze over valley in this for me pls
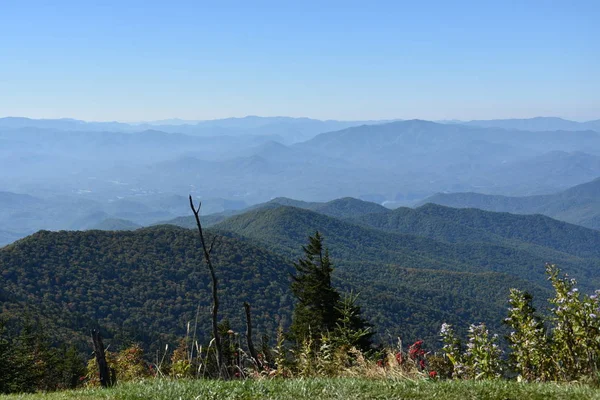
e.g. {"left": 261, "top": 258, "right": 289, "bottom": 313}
{"left": 2, "top": 115, "right": 600, "bottom": 246}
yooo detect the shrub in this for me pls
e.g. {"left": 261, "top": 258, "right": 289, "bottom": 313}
{"left": 505, "top": 288, "right": 553, "bottom": 381}
{"left": 546, "top": 264, "right": 600, "bottom": 382}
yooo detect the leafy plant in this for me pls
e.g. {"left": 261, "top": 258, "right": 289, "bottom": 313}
{"left": 504, "top": 288, "right": 553, "bottom": 381}
{"left": 546, "top": 264, "right": 600, "bottom": 381}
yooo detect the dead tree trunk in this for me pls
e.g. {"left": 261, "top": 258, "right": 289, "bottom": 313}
{"left": 189, "top": 195, "right": 225, "bottom": 378}
{"left": 244, "top": 302, "right": 262, "bottom": 371}
{"left": 91, "top": 329, "right": 113, "bottom": 388}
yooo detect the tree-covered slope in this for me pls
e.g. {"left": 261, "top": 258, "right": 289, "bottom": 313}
{"left": 352, "top": 203, "right": 600, "bottom": 259}
{"left": 1, "top": 207, "right": 560, "bottom": 350}
{"left": 157, "top": 197, "right": 388, "bottom": 230}
{"left": 420, "top": 177, "right": 600, "bottom": 230}
{"left": 0, "top": 227, "right": 294, "bottom": 351}
{"left": 214, "top": 206, "right": 576, "bottom": 340}
{"left": 214, "top": 206, "right": 600, "bottom": 288}
{"left": 0, "top": 222, "right": 534, "bottom": 350}
{"left": 5, "top": 200, "right": 600, "bottom": 352}
{"left": 312, "top": 197, "right": 388, "bottom": 218}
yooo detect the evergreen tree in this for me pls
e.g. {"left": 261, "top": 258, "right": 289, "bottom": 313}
{"left": 0, "top": 319, "right": 14, "bottom": 394}
{"left": 332, "top": 292, "right": 374, "bottom": 352}
{"left": 289, "top": 232, "right": 341, "bottom": 344}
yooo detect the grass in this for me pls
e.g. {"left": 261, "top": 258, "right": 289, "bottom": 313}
{"left": 3, "top": 378, "right": 600, "bottom": 400}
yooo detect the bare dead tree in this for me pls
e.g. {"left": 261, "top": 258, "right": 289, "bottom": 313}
{"left": 244, "top": 302, "right": 262, "bottom": 371}
{"left": 91, "top": 329, "right": 114, "bottom": 387}
{"left": 189, "top": 195, "right": 225, "bottom": 378}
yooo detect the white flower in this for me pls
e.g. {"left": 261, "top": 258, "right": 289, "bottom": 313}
{"left": 440, "top": 323, "right": 451, "bottom": 334}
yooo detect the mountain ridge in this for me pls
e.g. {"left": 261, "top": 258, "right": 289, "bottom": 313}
{"left": 420, "top": 177, "right": 600, "bottom": 230}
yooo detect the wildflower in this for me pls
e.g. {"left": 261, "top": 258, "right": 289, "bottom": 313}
{"left": 590, "top": 313, "right": 597, "bottom": 319}
{"left": 395, "top": 352, "right": 403, "bottom": 364}
{"left": 440, "top": 323, "right": 451, "bottom": 334}
{"left": 429, "top": 370, "right": 438, "bottom": 379}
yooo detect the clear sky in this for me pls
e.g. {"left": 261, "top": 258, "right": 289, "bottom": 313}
{"left": 1, "top": 0, "right": 598, "bottom": 122}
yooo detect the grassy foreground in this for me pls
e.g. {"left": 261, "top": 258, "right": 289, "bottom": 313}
{"left": 3, "top": 378, "right": 600, "bottom": 400}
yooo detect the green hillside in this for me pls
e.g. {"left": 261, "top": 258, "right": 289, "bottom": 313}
{"left": 0, "top": 226, "right": 544, "bottom": 351}
{"left": 157, "top": 197, "right": 387, "bottom": 229}
{"left": 0, "top": 227, "right": 293, "bottom": 351}
{"left": 420, "top": 177, "right": 600, "bottom": 230}
{"left": 352, "top": 203, "right": 600, "bottom": 259}
{"left": 214, "top": 206, "right": 600, "bottom": 288}
{"left": 4, "top": 200, "right": 600, "bottom": 355}
{"left": 312, "top": 197, "right": 389, "bottom": 218}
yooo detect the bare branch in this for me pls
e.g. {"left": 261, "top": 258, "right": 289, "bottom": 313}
{"left": 208, "top": 235, "right": 219, "bottom": 255}
{"left": 189, "top": 194, "right": 226, "bottom": 378}
{"left": 244, "top": 302, "right": 262, "bottom": 371}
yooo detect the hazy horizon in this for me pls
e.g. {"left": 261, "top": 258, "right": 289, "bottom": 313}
{"left": 1, "top": 114, "right": 599, "bottom": 124}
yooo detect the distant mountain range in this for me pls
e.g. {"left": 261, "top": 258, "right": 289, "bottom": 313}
{"left": 0, "top": 116, "right": 392, "bottom": 144}
{"left": 460, "top": 117, "right": 600, "bottom": 132}
{"left": 4, "top": 172, "right": 600, "bottom": 249}
{"left": 2, "top": 116, "right": 598, "bottom": 136}
{"left": 3, "top": 116, "right": 600, "bottom": 241}
{"left": 0, "top": 190, "right": 247, "bottom": 246}
{"left": 420, "top": 177, "right": 600, "bottom": 230}
{"left": 293, "top": 120, "right": 600, "bottom": 196}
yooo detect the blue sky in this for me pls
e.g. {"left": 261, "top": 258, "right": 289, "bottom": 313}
{"left": 1, "top": 0, "right": 598, "bottom": 122}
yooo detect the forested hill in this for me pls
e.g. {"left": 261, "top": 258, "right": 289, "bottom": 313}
{"left": 214, "top": 205, "right": 600, "bottom": 287}
{"left": 157, "top": 196, "right": 390, "bottom": 229}
{"left": 0, "top": 224, "right": 547, "bottom": 352}
{"left": 419, "top": 177, "right": 600, "bottom": 230}
{"left": 0, "top": 227, "right": 294, "bottom": 351}
{"left": 351, "top": 203, "right": 600, "bottom": 259}
{"left": 4, "top": 198, "right": 600, "bottom": 353}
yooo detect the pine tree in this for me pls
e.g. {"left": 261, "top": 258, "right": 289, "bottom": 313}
{"left": 332, "top": 292, "right": 374, "bottom": 352}
{"left": 0, "top": 319, "right": 14, "bottom": 394}
{"left": 289, "top": 232, "right": 341, "bottom": 344}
